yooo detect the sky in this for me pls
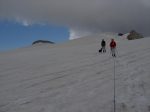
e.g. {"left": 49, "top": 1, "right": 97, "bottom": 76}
{"left": 0, "top": 0, "right": 150, "bottom": 51}
{"left": 0, "top": 21, "right": 69, "bottom": 51}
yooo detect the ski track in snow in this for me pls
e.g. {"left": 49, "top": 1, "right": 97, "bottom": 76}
{"left": 0, "top": 34, "right": 150, "bottom": 112}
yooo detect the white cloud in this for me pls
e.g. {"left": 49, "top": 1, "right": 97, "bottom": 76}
{"left": 16, "top": 17, "right": 30, "bottom": 26}
{"left": 69, "top": 28, "right": 94, "bottom": 40}
{"left": 22, "top": 21, "right": 29, "bottom": 26}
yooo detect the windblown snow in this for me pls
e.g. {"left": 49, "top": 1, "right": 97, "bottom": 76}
{"left": 0, "top": 33, "right": 150, "bottom": 112}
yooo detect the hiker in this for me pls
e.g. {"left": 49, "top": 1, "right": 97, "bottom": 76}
{"left": 100, "top": 39, "right": 106, "bottom": 53}
{"left": 110, "top": 39, "right": 116, "bottom": 57}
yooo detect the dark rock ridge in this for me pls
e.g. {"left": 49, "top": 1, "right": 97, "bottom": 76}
{"left": 127, "top": 30, "right": 144, "bottom": 40}
{"left": 32, "top": 40, "right": 55, "bottom": 45}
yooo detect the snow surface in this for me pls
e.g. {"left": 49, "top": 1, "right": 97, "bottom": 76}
{"left": 0, "top": 34, "right": 150, "bottom": 112}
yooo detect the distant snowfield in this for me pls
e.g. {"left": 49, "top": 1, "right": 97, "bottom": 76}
{"left": 0, "top": 33, "right": 150, "bottom": 112}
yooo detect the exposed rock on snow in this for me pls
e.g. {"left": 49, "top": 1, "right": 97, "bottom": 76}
{"left": 127, "top": 30, "right": 144, "bottom": 40}
{"left": 118, "top": 33, "right": 124, "bottom": 36}
{"left": 32, "top": 40, "right": 54, "bottom": 45}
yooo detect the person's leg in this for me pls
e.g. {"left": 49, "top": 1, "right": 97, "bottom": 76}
{"left": 102, "top": 46, "right": 104, "bottom": 52}
{"left": 111, "top": 48, "right": 113, "bottom": 56}
{"left": 104, "top": 46, "right": 106, "bottom": 52}
{"left": 112, "top": 48, "right": 115, "bottom": 57}
{"left": 113, "top": 48, "right": 116, "bottom": 57}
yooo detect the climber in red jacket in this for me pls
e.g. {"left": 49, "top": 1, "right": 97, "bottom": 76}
{"left": 110, "top": 39, "right": 116, "bottom": 57}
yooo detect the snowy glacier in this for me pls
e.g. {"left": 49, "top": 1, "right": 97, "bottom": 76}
{"left": 0, "top": 33, "right": 150, "bottom": 112}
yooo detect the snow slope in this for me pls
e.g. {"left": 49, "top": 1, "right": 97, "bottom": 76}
{"left": 0, "top": 34, "right": 150, "bottom": 112}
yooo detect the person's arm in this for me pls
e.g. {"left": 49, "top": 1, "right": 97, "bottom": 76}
{"left": 110, "top": 42, "right": 112, "bottom": 47}
{"left": 114, "top": 42, "right": 116, "bottom": 48}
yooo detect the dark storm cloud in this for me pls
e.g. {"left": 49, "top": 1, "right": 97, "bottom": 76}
{"left": 0, "top": 0, "right": 150, "bottom": 38}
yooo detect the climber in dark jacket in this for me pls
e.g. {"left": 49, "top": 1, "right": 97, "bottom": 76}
{"left": 101, "top": 39, "right": 106, "bottom": 53}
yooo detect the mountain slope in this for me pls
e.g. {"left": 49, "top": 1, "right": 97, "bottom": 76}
{"left": 0, "top": 34, "right": 150, "bottom": 112}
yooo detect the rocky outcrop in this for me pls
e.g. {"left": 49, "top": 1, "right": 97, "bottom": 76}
{"left": 118, "top": 33, "right": 124, "bottom": 36}
{"left": 127, "top": 30, "right": 144, "bottom": 40}
{"left": 32, "top": 40, "right": 54, "bottom": 45}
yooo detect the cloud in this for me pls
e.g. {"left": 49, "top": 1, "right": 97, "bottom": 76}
{"left": 69, "top": 28, "right": 95, "bottom": 40}
{"left": 15, "top": 17, "right": 30, "bottom": 26}
{"left": 0, "top": 0, "right": 150, "bottom": 39}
